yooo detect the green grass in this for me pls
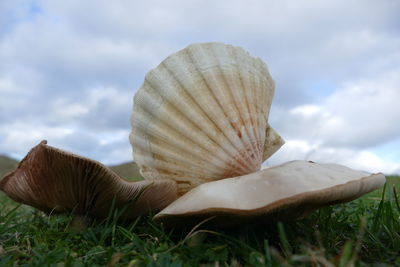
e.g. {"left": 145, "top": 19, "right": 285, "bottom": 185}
{"left": 0, "top": 177, "right": 399, "bottom": 266}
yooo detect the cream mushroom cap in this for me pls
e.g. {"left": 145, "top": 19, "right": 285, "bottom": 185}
{"left": 154, "top": 161, "right": 386, "bottom": 226}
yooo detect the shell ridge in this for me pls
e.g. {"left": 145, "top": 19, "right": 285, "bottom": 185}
{"left": 130, "top": 105, "right": 159, "bottom": 179}
{"left": 134, "top": 123, "right": 228, "bottom": 178}
{"left": 253, "top": 59, "right": 269, "bottom": 156}
{"left": 133, "top": 127, "right": 228, "bottom": 175}
{"left": 230, "top": 46, "right": 263, "bottom": 164}
{"left": 185, "top": 47, "right": 257, "bottom": 174}
{"left": 187, "top": 45, "right": 260, "bottom": 174}
{"left": 232, "top": 48, "right": 261, "bottom": 156}
{"left": 134, "top": 75, "right": 254, "bottom": 181}
{"left": 221, "top": 50, "right": 256, "bottom": 158}
{"left": 244, "top": 52, "right": 263, "bottom": 155}
{"left": 247, "top": 57, "right": 263, "bottom": 151}
{"left": 258, "top": 59, "right": 275, "bottom": 117}
{"left": 249, "top": 58, "right": 268, "bottom": 161}
{"left": 134, "top": 154, "right": 215, "bottom": 181}
{"left": 208, "top": 45, "right": 260, "bottom": 171}
{"left": 133, "top": 81, "right": 230, "bottom": 171}
{"left": 156, "top": 60, "right": 241, "bottom": 159}
{"left": 156, "top": 60, "right": 253, "bottom": 175}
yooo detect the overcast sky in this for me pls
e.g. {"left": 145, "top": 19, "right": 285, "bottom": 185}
{"left": 0, "top": 0, "right": 399, "bottom": 174}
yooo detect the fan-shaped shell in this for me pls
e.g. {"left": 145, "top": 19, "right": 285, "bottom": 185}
{"left": 130, "top": 42, "right": 284, "bottom": 194}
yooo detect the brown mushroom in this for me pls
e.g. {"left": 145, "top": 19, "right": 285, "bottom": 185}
{"left": 0, "top": 140, "right": 178, "bottom": 220}
{"left": 154, "top": 160, "right": 385, "bottom": 226}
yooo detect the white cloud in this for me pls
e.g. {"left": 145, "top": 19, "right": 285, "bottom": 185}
{"left": 275, "top": 70, "right": 400, "bottom": 149}
{"left": 268, "top": 69, "right": 400, "bottom": 174}
{"left": 267, "top": 140, "right": 400, "bottom": 175}
{"left": 0, "top": 122, "right": 74, "bottom": 154}
{"left": 0, "top": 78, "right": 16, "bottom": 93}
{"left": 0, "top": 121, "right": 132, "bottom": 165}
{"left": 47, "top": 86, "right": 132, "bottom": 128}
{"left": 0, "top": 0, "right": 399, "bottom": 174}
{"left": 290, "top": 105, "right": 324, "bottom": 117}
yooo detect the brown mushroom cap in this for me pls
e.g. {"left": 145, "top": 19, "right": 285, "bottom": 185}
{"left": 154, "top": 160, "right": 385, "bottom": 226}
{"left": 0, "top": 141, "right": 178, "bottom": 220}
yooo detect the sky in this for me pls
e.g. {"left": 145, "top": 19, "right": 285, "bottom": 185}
{"left": 0, "top": 0, "right": 399, "bottom": 174}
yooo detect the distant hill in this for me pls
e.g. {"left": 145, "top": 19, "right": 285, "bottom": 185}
{"left": 109, "top": 161, "right": 143, "bottom": 180}
{"left": 0, "top": 155, "right": 19, "bottom": 178}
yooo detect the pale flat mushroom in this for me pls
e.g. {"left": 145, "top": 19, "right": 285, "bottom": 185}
{"left": 0, "top": 141, "right": 178, "bottom": 220}
{"left": 154, "top": 161, "right": 386, "bottom": 226}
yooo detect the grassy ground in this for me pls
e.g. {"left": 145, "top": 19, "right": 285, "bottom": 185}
{"left": 0, "top": 176, "right": 399, "bottom": 266}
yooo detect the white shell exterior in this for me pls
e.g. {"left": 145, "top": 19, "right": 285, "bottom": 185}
{"left": 130, "top": 42, "right": 284, "bottom": 194}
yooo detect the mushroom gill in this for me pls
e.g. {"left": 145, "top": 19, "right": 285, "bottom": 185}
{"left": 0, "top": 140, "right": 178, "bottom": 220}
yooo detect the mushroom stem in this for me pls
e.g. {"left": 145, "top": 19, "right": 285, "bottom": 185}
{"left": 0, "top": 140, "right": 178, "bottom": 220}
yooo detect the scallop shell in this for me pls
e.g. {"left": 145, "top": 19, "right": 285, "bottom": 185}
{"left": 130, "top": 42, "right": 284, "bottom": 194}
